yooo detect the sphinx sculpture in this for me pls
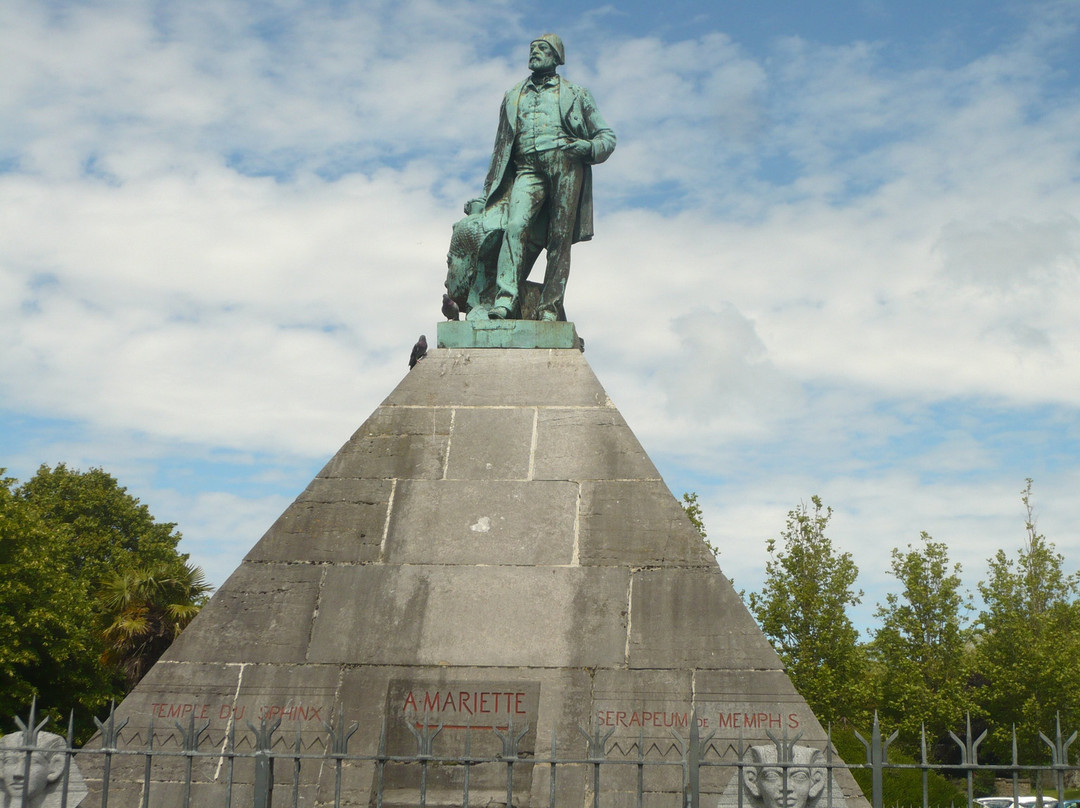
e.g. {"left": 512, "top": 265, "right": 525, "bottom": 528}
{"left": 0, "top": 731, "right": 86, "bottom": 808}
{"left": 717, "top": 740, "right": 845, "bottom": 808}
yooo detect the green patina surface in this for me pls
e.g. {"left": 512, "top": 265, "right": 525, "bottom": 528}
{"left": 437, "top": 320, "right": 580, "bottom": 349}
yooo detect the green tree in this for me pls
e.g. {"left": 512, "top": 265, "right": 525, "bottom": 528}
{"left": 869, "top": 533, "right": 973, "bottom": 759}
{"left": 98, "top": 561, "right": 211, "bottom": 688}
{"left": 973, "top": 480, "right": 1080, "bottom": 766}
{"left": 747, "top": 496, "right": 869, "bottom": 726}
{"left": 0, "top": 464, "right": 209, "bottom": 738}
{"left": 0, "top": 472, "right": 118, "bottom": 731}
{"left": 16, "top": 463, "right": 184, "bottom": 587}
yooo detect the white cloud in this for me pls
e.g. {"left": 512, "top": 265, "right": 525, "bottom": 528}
{"left": 2, "top": 0, "right": 1079, "bottom": 626}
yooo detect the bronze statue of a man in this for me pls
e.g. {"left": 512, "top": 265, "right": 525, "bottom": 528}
{"left": 481, "top": 34, "right": 616, "bottom": 321}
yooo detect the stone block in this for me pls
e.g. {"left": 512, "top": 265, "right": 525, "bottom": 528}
{"left": 355, "top": 405, "right": 454, "bottom": 438}
{"left": 694, "top": 668, "right": 804, "bottom": 700}
{"left": 113, "top": 661, "right": 243, "bottom": 731}
{"left": 219, "top": 663, "right": 341, "bottom": 766}
{"left": 591, "top": 668, "right": 694, "bottom": 714}
{"left": 588, "top": 668, "right": 698, "bottom": 782}
{"left": 533, "top": 409, "right": 660, "bottom": 481}
{"left": 76, "top": 662, "right": 243, "bottom": 785}
{"left": 628, "top": 569, "right": 782, "bottom": 671}
{"left": 308, "top": 566, "right": 629, "bottom": 668}
{"left": 693, "top": 669, "right": 830, "bottom": 744}
{"left": 444, "top": 406, "right": 534, "bottom": 480}
{"left": 317, "top": 758, "right": 376, "bottom": 807}
{"left": 318, "top": 433, "right": 447, "bottom": 481}
{"left": 383, "top": 349, "right": 609, "bottom": 408}
{"left": 314, "top": 407, "right": 452, "bottom": 482}
{"left": 326, "top": 665, "right": 596, "bottom": 805}
{"left": 245, "top": 483, "right": 390, "bottom": 564}
{"left": 295, "top": 476, "right": 393, "bottom": 503}
{"left": 384, "top": 479, "right": 576, "bottom": 565}
{"left": 529, "top": 764, "right": 591, "bottom": 808}
{"left": 161, "top": 563, "right": 323, "bottom": 664}
{"left": 579, "top": 480, "right": 716, "bottom": 567}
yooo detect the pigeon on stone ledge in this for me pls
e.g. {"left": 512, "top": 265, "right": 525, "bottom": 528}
{"left": 409, "top": 335, "right": 428, "bottom": 369}
{"left": 442, "top": 293, "right": 460, "bottom": 321}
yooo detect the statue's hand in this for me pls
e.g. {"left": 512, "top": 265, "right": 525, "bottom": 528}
{"left": 560, "top": 139, "right": 592, "bottom": 160}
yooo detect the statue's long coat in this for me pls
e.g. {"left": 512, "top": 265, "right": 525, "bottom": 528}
{"left": 482, "top": 76, "right": 616, "bottom": 243}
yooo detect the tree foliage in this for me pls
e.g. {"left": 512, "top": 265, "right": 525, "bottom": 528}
{"left": 16, "top": 464, "right": 183, "bottom": 587}
{"left": 681, "top": 491, "right": 720, "bottom": 558}
{"left": 972, "top": 480, "right": 1080, "bottom": 764}
{"left": 0, "top": 464, "right": 209, "bottom": 739}
{"left": 0, "top": 474, "right": 114, "bottom": 725}
{"left": 869, "top": 533, "right": 973, "bottom": 759}
{"left": 98, "top": 562, "right": 212, "bottom": 688}
{"left": 747, "top": 496, "right": 870, "bottom": 726}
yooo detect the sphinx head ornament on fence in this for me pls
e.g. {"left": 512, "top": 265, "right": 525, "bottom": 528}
{"left": 0, "top": 730, "right": 86, "bottom": 808}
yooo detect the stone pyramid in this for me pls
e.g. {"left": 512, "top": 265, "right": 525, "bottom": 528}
{"left": 83, "top": 345, "right": 863, "bottom": 807}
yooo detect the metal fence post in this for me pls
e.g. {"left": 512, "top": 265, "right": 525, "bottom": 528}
{"left": 138, "top": 717, "right": 154, "bottom": 808}
{"left": 324, "top": 705, "right": 359, "bottom": 808}
{"left": 60, "top": 710, "right": 76, "bottom": 808}
{"left": 689, "top": 709, "right": 716, "bottom": 808}
{"left": 93, "top": 701, "right": 129, "bottom": 808}
{"left": 919, "top": 724, "right": 929, "bottom": 808}
{"left": 579, "top": 722, "right": 616, "bottom": 808}
{"left": 548, "top": 729, "right": 558, "bottom": 808}
{"left": 1011, "top": 726, "right": 1022, "bottom": 808}
{"left": 825, "top": 725, "right": 836, "bottom": 808}
{"left": 855, "top": 712, "right": 898, "bottom": 808}
{"left": 13, "top": 700, "right": 49, "bottom": 808}
{"left": 248, "top": 716, "right": 282, "bottom": 808}
{"left": 176, "top": 714, "right": 210, "bottom": 808}
{"left": 949, "top": 713, "right": 986, "bottom": 808}
{"left": 404, "top": 711, "right": 444, "bottom": 807}
{"left": 493, "top": 717, "right": 529, "bottom": 808}
{"left": 224, "top": 722, "right": 236, "bottom": 808}
{"left": 1040, "top": 712, "right": 1077, "bottom": 804}
{"left": 670, "top": 709, "right": 715, "bottom": 808}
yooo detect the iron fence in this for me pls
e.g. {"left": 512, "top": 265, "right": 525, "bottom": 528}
{"left": 2, "top": 701, "right": 1078, "bottom": 808}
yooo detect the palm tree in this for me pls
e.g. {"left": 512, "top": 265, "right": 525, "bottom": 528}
{"left": 97, "top": 561, "right": 212, "bottom": 688}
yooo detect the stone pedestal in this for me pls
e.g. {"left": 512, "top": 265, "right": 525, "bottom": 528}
{"left": 437, "top": 319, "right": 580, "bottom": 349}
{"left": 80, "top": 342, "right": 863, "bottom": 808}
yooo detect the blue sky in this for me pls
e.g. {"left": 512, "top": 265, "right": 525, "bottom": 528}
{"left": 2, "top": 0, "right": 1080, "bottom": 633}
